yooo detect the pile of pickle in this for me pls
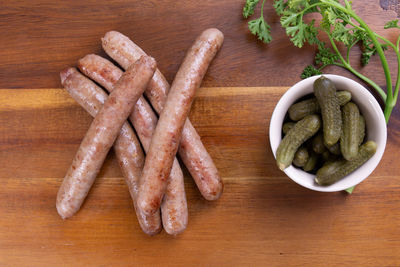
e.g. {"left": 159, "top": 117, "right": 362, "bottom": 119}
{"left": 276, "top": 76, "right": 377, "bottom": 186}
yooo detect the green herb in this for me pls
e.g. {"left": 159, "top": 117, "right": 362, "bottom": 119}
{"left": 301, "top": 65, "right": 322, "bottom": 79}
{"left": 248, "top": 16, "right": 272, "bottom": 43}
{"left": 384, "top": 19, "right": 400, "bottom": 30}
{"left": 345, "top": 186, "right": 354, "bottom": 194}
{"left": 242, "top": 0, "right": 400, "bottom": 123}
{"left": 243, "top": 0, "right": 272, "bottom": 43}
{"left": 243, "top": 0, "right": 261, "bottom": 18}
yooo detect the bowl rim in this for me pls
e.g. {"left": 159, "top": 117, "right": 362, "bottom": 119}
{"left": 269, "top": 74, "right": 387, "bottom": 192}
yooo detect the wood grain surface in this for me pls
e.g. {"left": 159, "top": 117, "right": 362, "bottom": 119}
{"left": 0, "top": 0, "right": 399, "bottom": 89}
{"left": 1, "top": 0, "right": 400, "bottom": 266}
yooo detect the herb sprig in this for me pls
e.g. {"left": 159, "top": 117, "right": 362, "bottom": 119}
{"left": 243, "top": 0, "right": 400, "bottom": 123}
{"left": 244, "top": 0, "right": 272, "bottom": 43}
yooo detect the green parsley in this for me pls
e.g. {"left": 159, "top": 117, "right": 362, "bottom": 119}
{"left": 242, "top": 0, "right": 400, "bottom": 123}
{"left": 243, "top": 0, "right": 272, "bottom": 43}
{"left": 384, "top": 19, "right": 400, "bottom": 30}
{"left": 243, "top": 0, "right": 261, "bottom": 18}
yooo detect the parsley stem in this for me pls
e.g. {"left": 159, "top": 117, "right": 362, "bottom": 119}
{"left": 260, "top": 0, "right": 265, "bottom": 19}
{"left": 327, "top": 0, "right": 397, "bottom": 121}
{"left": 346, "top": 41, "right": 358, "bottom": 64}
{"left": 368, "top": 32, "right": 400, "bottom": 108}
{"left": 374, "top": 28, "right": 400, "bottom": 109}
{"left": 345, "top": 19, "right": 364, "bottom": 32}
{"left": 332, "top": 62, "right": 345, "bottom": 68}
{"left": 298, "top": 2, "right": 322, "bottom": 32}
{"left": 384, "top": 104, "right": 395, "bottom": 123}
{"left": 392, "top": 50, "right": 400, "bottom": 107}
{"left": 328, "top": 35, "right": 346, "bottom": 64}
{"left": 389, "top": 37, "right": 400, "bottom": 109}
{"left": 326, "top": 2, "right": 393, "bottom": 90}
{"left": 334, "top": 5, "right": 398, "bottom": 100}
{"left": 318, "top": 64, "right": 330, "bottom": 71}
{"left": 397, "top": 35, "right": 400, "bottom": 51}
{"left": 343, "top": 5, "right": 392, "bottom": 98}
{"left": 300, "top": 3, "right": 320, "bottom": 17}
{"left": 375, "top": 33, "right": 397, "bottom": 50}
{"left": 346, "top": 67, "right": 387, "bottom": 103}
{"left": 328, "top": 35, "right": 387, "bottom": 101}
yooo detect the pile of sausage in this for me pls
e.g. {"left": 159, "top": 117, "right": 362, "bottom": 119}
{"left": 57, "top": 28, "right": 224, "bottom": 235}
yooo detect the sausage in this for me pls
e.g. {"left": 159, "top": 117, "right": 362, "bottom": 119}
{"left": 60, "top": 68, "right": 161, "bottom": 235}
{"left": 135, "top": 29, "right": 224, "bottom": 216}
{"left": 78, "top": 55, "right": 187, "bottom": 235}
{"left": 56, "top": 56, "right": 156, "bottom": 219}
{"left": 102, "top": 29, "right": 224, "bottom": 200}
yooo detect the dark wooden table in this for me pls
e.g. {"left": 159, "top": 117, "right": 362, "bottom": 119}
{"left": 1, "top": 1, "right": 399, "bottom": 266}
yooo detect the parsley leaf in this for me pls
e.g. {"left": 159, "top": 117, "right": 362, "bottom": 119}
{"left": 280, "top": 12, "right": 299, "bottom": 28}
{"left": 331, "top": 23, "right": 354, "bottom": 46}
{"left": 361, "top": 46, "right": 376, "bottom": 66}
{"left": 244, "top": 0, "right": 273, "bottom": 43}
{"left": 301, "top": 65, "right": 322, "bottom": 79}
{"left": 320, "top": 7, "right": 335, "bottom": 31}
{"left": 354, "top": 29, "right": 388, "bottom": 66}
{"left": 345, "top": 186, "right": 355, "bottom": 194}
{"left": 282, "top": 14, "right": 318, "bottom": 48}
{"left": 315, "top": 43, "right": 338, "bottom": 65}
{"left": 273, "top": 0, "right": 287, "bottom": 16}
{"left": 248, "top": 16, "right": 272, "bottom": 43}
{"left": 287, "top": 23, "right": 307, "bottom": 47}
{"left": 361, "top": 42, "right": 388, "bottom": 66}
{"left": 304, "top": 20, "right": 319, "bottom": 45}
{"left": 384, "top": 19, "right": 400, "bottom": 29}
{"left": 288, "top": 0, "right": 306, "bottom": 10}
{"left": 243, "top": 0, "right": 261, "bottom": 18}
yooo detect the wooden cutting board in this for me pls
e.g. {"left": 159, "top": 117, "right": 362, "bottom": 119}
{"left": 1, "top": 0, "right": 400, "bottom": 265}
{"left": 1, "top": 87, "right": 399, "bottom": 266}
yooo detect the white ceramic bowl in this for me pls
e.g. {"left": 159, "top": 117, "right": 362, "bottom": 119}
{"left": 269, "top": 74, "right": 387, "bottom": 192}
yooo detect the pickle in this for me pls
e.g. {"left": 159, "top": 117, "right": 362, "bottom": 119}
{"left": 312, "top": 133, "right": 326, "bottom": 154}
{"left": 315, "top": 141, "right": 377, "bottom": 186}
{"left": 340, "top": 102, "right": 360, "bottom": 161}
{"left": 326, "top": 142, "right": 341, "bottom": 155}
{"left": 288, "top": 98, "right": 319, "bottom": 121}
{"left": 359, "top": 115, "right": 365, "bottom": 145}
{"left": 337, "top": 91, "right": 352, "bottom": 106}
{"left": 313, "top": 76, "right": 342, "bottom": 146}
{"left": 303, "top": 151, "right": 318, "bottom": 172}
{"left": 321, "top": 150, "right": 331, "bottom": 162}
{"left": 276, "top": 114, "right": 321, "bottom": 170}
{"left": 293, "top": 146, "right": 309, "bottom": 167}
{"left": 282, "top": 122, "right": 295, "bottom": 135}
{"left": 321, "top": 150, "right": 340, "bottom": 163}
{"left": 315, "top": 160, "right": 346, "bottom": 182}
{"left": 288, "top": 91, "right": 351, "bottom": 121}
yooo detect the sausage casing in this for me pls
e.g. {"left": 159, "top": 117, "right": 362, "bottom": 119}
{"left": 102, "top": 30, "right": 224, "bottom": 200}
{"left": 56, "top": 56, "right": 156, "bottom": 219}
{"left": 78, "top": 55, "right": 187, "bottom": 235}
{"left": 136, "top": 29, "right": 224, "bottom": 216}
{"left": 60, "top": 67, "right": 161, "bottom": 235}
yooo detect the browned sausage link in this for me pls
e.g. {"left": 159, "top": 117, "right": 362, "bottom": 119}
{"left": 135, "top": 29, "right": 224, "bottom": 216}
{"left": 102, "top": 30, "right": 224, "bottom": 200}
{"left": 59, "top": 68, "right": 161, "bottom": 235}
{"left": 78, "top": 55, "right": 187, "bottom": 235}
{"left": 100, "top": 33, "right": 167, "bottom": 113}
{"left": 56, "top": 56, "right": 156, "bottom": 219}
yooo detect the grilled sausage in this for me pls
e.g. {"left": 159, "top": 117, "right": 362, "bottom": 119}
{"left": 56, "top": 56, "right": 156, "bottom": 219}
{"left": 60, "top": 67, "right": 161, "bottom": 235}
{"left": 102, "top": 30, "right": 223, "bottom": 201}
{"left": 78, "top": 55, "right": 187, "bottom": 235}
{"left": 134, "top": 29, "right": 224, "bottom": 216}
